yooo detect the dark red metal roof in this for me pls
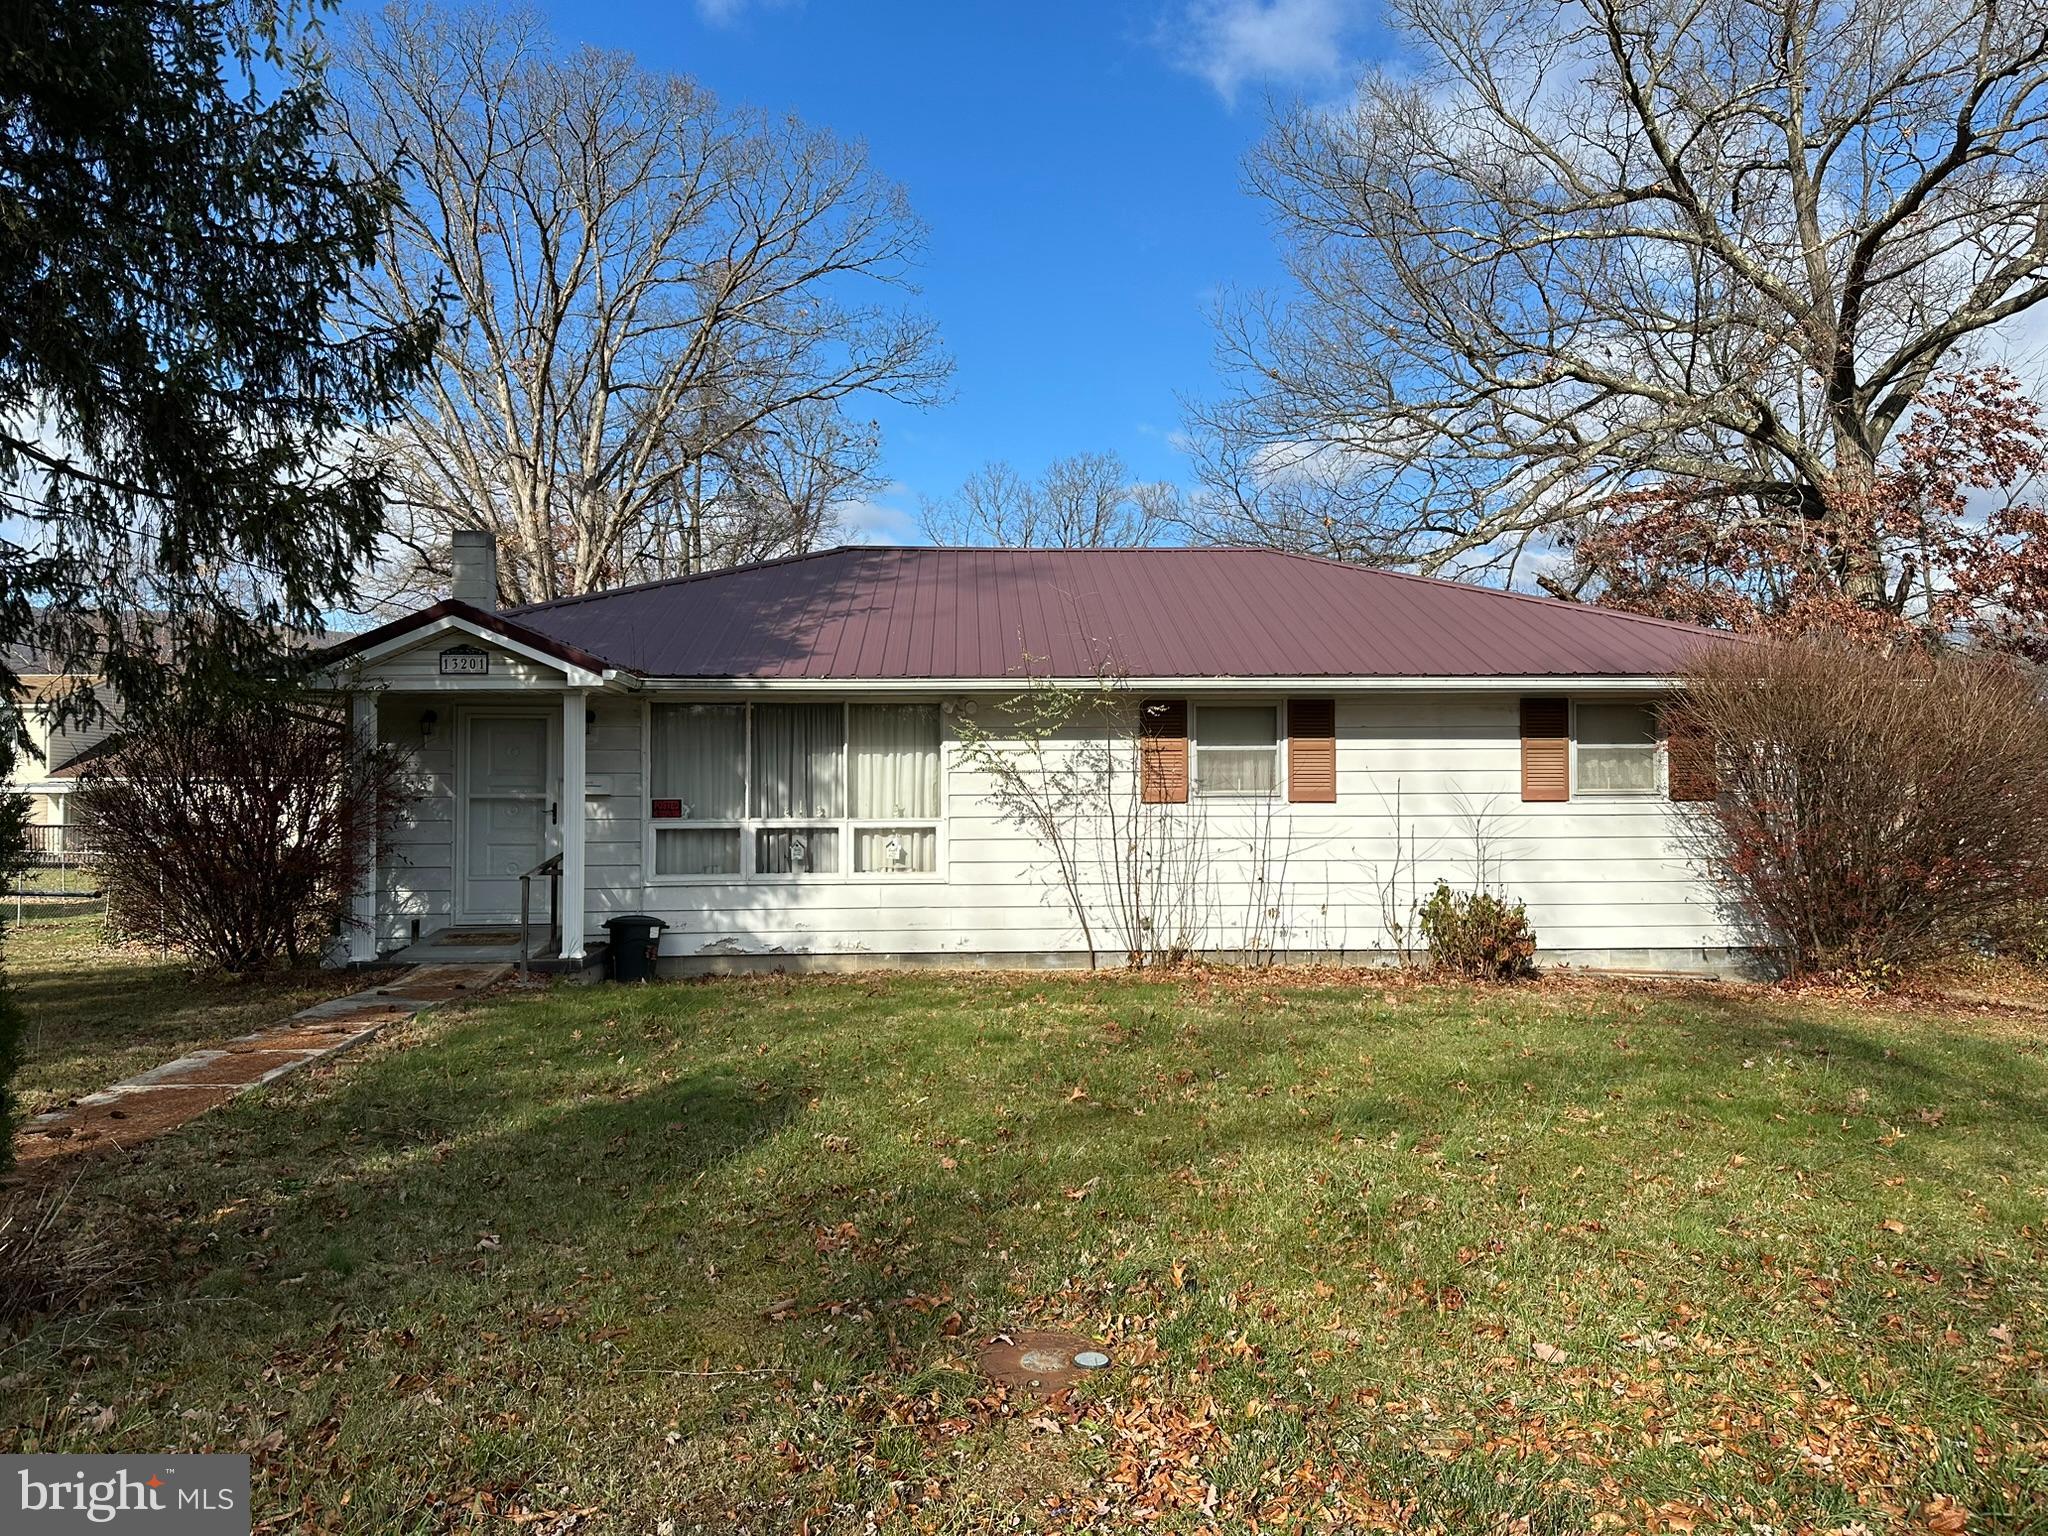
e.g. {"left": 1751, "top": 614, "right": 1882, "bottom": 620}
{"left": 500, "top": 546, "right": 1732, "bottom": 681}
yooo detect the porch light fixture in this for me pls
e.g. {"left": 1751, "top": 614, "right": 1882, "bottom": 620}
{"left": 419, "top": 708, "right": 439, "bottom": 741}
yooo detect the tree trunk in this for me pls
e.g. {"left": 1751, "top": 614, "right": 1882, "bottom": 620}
{"left": 1825, "top": 431, "right": 1890, "bottom": 612}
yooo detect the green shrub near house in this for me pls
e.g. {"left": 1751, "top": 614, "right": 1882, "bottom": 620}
{"left": 1418, "top": 879, "right": 1538, "bottom": 979}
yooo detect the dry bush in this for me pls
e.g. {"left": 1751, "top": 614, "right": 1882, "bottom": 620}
{"left": 1417, "top": 881, "right": 1538, "bottom": 981}
{"left": 77, "top": 693, "right": 410, "bottom": 971}
{"left": 0, "top": 1183, "right": 132, "bottom": 1332}
{"left": 1678, "top": 639, "right": 2048, "bottom": 978}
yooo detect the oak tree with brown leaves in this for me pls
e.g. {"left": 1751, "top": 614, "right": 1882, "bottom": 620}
{"left": 1563, "top": 368, "right": 2048, "bottom": 653}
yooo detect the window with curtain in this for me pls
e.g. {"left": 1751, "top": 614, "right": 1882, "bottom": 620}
{"left": 1194, "top": 704, "right": 1279, "bottom": 796}
{"left": 850, "top": 704, "right": 941, "bottom": 872}
{"left": 655, "top": 827, "right": 742, "bottom": 877}
{"left": 651, "top": 704, "right": 745, "bottom": 818}
{"left": 750, "top": 703, "right": 844, "bottom": 820}
{"left": 650, "top": 705, "right": 746, "bottom": 875}
{"left": 756, "top": 826, "right": 840, "bottom": 874}
{"left": 1575, "top": 701, "right": 1660, "bottom": 793}
{"left": 646, "top": 701, "right": 946, "bottom": 880}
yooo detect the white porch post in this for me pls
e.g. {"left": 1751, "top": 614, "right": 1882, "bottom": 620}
{"left": 558, "top": 689, "right": 588, "bottom": 960}
{"left": 348, "top": 691, "right": 380, "bottom": 963}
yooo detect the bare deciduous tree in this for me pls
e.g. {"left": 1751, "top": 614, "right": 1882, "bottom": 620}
{"left": 921, "top": 451, "right": 1180, "bottom": 548}
{"left": 635, "top": 402, "right": 883, "bottom": 578}
{"left": 1190, "top": 0, "right": 2048, "bottom": 601}
{"left": 331, "top": 3, "right": 947, "bottom": 606}
{"left": 955, "top": 673, "right": 1216, "bottom": 969}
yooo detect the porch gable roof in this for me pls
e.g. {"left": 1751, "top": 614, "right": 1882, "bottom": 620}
{"left": 317, "top": 600, "right": 622, "bottom": 688}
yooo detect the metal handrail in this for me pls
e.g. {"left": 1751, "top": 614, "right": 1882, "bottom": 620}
{"left": 517, "top": 852, "right": 563, "bottom": 978}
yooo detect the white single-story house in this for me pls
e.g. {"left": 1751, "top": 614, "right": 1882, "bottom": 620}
{"left": 321, "top": 534, "right": 1746, "bottom": 975}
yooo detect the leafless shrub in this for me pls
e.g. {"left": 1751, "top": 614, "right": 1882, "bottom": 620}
{"left": 1097, "top": 737, "right": 1214, "bottom": 968}
{"left": 1224, "top": 793, "right": 1296, "bottom": 966}
{"left": 1678, "top": 639, "right": 2048, "bottom": 978}
{"left": 77, "top": 694, "right": 412, "bottom": 971}
{"left": 1371, "top": 780, "right": 1428, "bottom": 964}
{"left": 958, "top": 672, "right": 1224, "bottom": 969}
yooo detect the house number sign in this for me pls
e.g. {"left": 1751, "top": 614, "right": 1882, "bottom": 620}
{"left": 438, "top": 644, "right": 490, "bottom": 676}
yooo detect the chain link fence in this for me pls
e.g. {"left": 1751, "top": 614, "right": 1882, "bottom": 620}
{"left": 10, "top": 824, "right": 102, "bottom": 920}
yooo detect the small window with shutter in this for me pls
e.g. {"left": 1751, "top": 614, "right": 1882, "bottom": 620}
{"left": 1574, "top": 701, "right": 1661, "bottom": 795}
{"left": 1193, "top": 704, "right": 1281, "bottom": 796}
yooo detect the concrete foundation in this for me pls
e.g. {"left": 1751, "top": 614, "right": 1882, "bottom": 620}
{"left": 652, "top": 945, "right": 1773, "bottom": 981}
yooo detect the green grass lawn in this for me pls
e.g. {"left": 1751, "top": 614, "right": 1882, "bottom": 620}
{"left": 4, "top": 968, "right": 2045, "bottom": 1533}
{"left": 4, "top": 908, "right": 377, "bottom": 1118}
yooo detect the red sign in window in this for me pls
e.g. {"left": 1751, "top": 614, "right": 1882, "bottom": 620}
{"left": 651, "top": 798, "right": 682, "bottom": 819}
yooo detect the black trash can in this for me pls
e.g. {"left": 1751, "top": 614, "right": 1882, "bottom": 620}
{"left": 602, "top": 914, "right": 668, "bottom": 983}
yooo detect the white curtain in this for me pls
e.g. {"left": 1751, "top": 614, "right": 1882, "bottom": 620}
{"left": 651, "top": 705, "right": 745, "bottom": 819}
{"left": 850, "top": 704, "right": 940, "bottom": 818}
{"left": 751, "top": 703, "right": 844, "bottom": 818}
{"left": 854, "top": 826, "right": 937, "bottom": 874}
{"left": 655, "top": 827, "right": 741, "bottom": 876}
{"left": 1577, "top": 702, "right": 1659, "bottom": 793}
{"left": 1195, "top": 705, "right": 1277, "bottom": 795}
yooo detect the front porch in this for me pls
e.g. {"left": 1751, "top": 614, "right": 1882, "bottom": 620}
{"left": 328, "top": 606, "right": 628, "bottom": 969}
{"left": 385, "top": 922, "right": 609, "bottom": 976}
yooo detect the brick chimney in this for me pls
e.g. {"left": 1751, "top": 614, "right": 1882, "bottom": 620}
{"left": 450, "top": 529, "right": 498, "bottom": 610}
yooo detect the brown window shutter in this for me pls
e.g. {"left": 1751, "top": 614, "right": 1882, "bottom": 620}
{"left": 1287, "top": 699, "right": 1336, "bottom": 803}
{"left": 1664, "top": 703, "right": 1718, "bottom": 803}
{"left": 1520, "top": 697, "right": 1569, "bottom": 802}
{"left": 1139, "top": 698, "right": 1188, "bottom": 804}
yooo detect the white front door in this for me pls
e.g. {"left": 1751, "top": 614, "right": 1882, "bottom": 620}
{"left": 460, "top": 713, "right": 553, "bottom": 921}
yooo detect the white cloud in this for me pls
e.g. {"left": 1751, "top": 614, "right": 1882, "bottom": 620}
{"left": 1982, "top": 298, "right": 2048, "bottom": 404}
{"left": 833, "top": 483, "right": 926, "bottom": 546}
{"left": 1165, "top": 0, "right": 1362, "bottom": 105}
{"left": 694, "top": 0, "right": 798, "bottom": 26}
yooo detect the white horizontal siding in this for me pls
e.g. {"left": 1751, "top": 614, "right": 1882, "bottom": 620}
{"left": 375, "top": 711, "right": 455, "bottom": 948}
{"left": 585, "top": 700, "right": 643, "bottom": 920}
{"left": 630, "top": 695, "right": 1733, "bottom": 963}
{"left": 356, "top": 637, "right": 561, "bottom": 691}
{"left": 362, "top": 689, "right": 1738, "bottom": 964}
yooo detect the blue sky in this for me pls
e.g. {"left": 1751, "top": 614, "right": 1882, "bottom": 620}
{"left": 499, "top": 0, "right": 1393, "bottom": 542}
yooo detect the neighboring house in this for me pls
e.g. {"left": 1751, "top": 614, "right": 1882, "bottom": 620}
{"left": 1, "top": 642, "right": 124, "bottom": 850}
{"left": 321, "top": 534, "right": 1746, "bottom": 975}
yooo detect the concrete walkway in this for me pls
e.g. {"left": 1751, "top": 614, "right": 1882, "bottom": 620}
{"left": 13, "top": 963, "right": 509, "bottom": 1174}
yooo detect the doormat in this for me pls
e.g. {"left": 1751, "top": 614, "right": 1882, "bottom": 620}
{"left": 438, "top": 929, "right": 524, "bottom": 946}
